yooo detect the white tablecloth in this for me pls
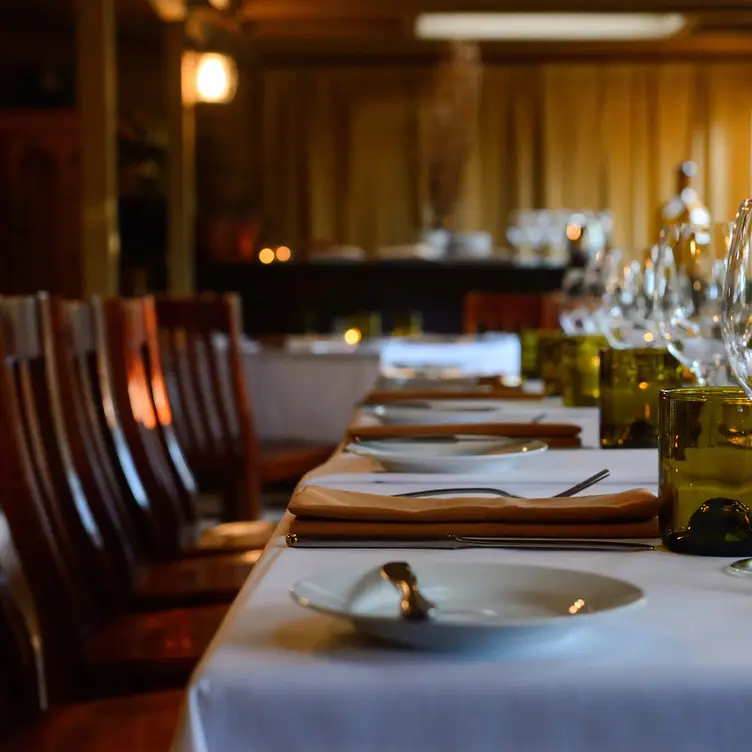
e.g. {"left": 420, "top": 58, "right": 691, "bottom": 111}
{"left": 379, "top": 335, "right": 520, "bottom": 377}
{"left": 243, "top": 348, "right": 381, "bottom": 443}
{"left": 174, "top": 427, "right": 752, "bottom": 752}
{"left": 242, "top": 336, "right": 522, "bottom": 443}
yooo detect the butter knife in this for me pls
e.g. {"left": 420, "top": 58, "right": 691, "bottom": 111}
{"left": 286, "top": 533, "right": 654, "bottom": 552}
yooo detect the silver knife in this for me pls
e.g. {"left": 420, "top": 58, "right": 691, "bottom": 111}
{"left": 286, "top": 533, "right": 654, "bottom": 552}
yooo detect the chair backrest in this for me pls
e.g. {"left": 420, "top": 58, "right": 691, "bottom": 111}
{"left": 99, "top": 297, "right": 194, "bottom": 558}
{"left": 65, "top": 299, "right": 178, "bottom": 559}
{"left": 155, "top": 295, "right": 260, "bottom": 520}
{"left": 48, "top": 298, "right": 144, "bottom": 586}
{"left": 463, "top": 292, "right": 561, "bottom": 334}
{"left": 0, "top": 295, "right": 104, "bottom": 700}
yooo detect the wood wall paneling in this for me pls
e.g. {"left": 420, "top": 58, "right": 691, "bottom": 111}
{"left": 0, "top": 111, "right": 81, "bottom": 297}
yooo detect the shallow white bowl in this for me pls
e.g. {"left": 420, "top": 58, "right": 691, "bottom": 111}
{"left": 345, "top": 437, "right": 547, "bottom": 473}
{"left": 367, "top": 402, "right": 512, "bottom": 426}
{"left": 291, "top": 561, "right": 645, "bottom": 652}
{"left": 353, "top": 436, "right": 515, "bottom": 456}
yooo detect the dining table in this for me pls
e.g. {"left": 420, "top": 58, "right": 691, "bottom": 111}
{"left": 172, "top": 397, "right": 752, "bottom": 752}
{"left": 240, "top": 334, "right": 522, "bottom": 443}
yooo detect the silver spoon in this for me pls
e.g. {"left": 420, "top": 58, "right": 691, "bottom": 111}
{"left": 396, "top": 468, "right": 610, "bottom": 500}
{"left": 724, "top": 556, "right": 752, "bottom": 578}
{"left": 380, "top": 561, "right": 435, "bottom": 620}
{"left": 727, "top": 559, "right": 752, "bottom": 577}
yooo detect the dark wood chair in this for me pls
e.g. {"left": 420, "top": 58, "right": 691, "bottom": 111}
{"left": 155, "top": 294, "right": 335, "bottom": 520}
{"left": 463, "top": 292, "right": 561, "bottom": 334}
{"left": 40, "top": 295, "right": 264, "bottom": 610}
{"left": 98, "top": 297, "right": 276, "bottom": 552}
{"left": 0, "top": 532, "right": 183, "bottom": 751}
{"left": 0, "top": 295, "right": 234, "bottom": 701}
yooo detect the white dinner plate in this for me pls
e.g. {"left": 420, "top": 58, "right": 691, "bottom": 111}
{"left": 366, "top": 402, "right": 518, "bottom": 426}
{"left": 426, "top": 399, "right": 539, "bottom": 411}
{"left": 290, "top": 561, "right": 645, "bottom": 652}
{"left": 344, "top": 437, "right": 547, "bottom": 473}
{"left": 376, "top": 372, "right": 481, "bottom": 390}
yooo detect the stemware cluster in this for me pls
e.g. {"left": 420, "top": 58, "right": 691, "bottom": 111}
{"left": 507, "top": 210, "right": 612, "bottom": 268}
{"left": 560, "top": 209, "right": 752, "bottom": 390}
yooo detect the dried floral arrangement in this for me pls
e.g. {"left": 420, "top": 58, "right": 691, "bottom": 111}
{"left": 423, "top": 41, "right": 482, "bottom": 231}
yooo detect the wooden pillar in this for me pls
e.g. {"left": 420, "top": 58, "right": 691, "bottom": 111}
{"left": 76, "top": 0, "right": 120, "bottom": 296}
{"left": 165, "top": 23, "right": 196, "bottom": 294}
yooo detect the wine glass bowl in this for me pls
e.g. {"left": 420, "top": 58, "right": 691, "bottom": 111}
{"left": 600, "top": 255, "right": 663, "bottom": 350}
{"left": 722, "top": 199, "right": 752, "bottom": 400}
{"left": 655, "top": 222, "right": 733, "bottom": 385}
{"left": 560, "top": 245, "right": 617, "bottom": 336}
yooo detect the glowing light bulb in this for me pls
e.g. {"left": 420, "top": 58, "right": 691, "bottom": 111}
{"left": 195, "top": 53, "right": 237, "bottom": 103}
{"left": 566, "top": 224, "right": 582, "bottom": 241}
{"left": 259, "top": 248, "right": 274, "bottom": 264}
{"left": 276, "top": 246, "right": 291, "bottom": 262}
{"left": 344, "top": 328, "right": 362, "bottom": 345}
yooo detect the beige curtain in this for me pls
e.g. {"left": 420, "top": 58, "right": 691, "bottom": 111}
{"left": 257, "top": 63, "right": 752, "bottom": 257}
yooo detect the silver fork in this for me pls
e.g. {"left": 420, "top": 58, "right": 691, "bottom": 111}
{"left": 395, "top": 468, "right": 610, "bottom": 500}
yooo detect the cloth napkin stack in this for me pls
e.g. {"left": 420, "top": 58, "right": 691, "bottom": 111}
{"left": 288, "top": 485, "right": 661, "bottom": 541}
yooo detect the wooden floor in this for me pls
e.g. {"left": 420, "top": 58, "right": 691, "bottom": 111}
{"left": 1, "top": 691, "right": 184, "bottom": 752}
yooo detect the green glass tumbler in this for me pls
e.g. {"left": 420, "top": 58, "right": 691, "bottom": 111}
{"left": 392, "top": 312, "right": 423, "bottom": 337}
{"left": 538, "top": 331, "right": 563, "bottom": 397}
{"left": 520, "top": 330, "right": 542, "bottom": 380}
{"left": 658, "top": 387, "right": 752, "bottom": 556}
{"left": 600, "top": 348, "right": 684, "bottom": 449}
{"left": 345, "top": 312, "right": 382, "bottom": 339}
{"left": 560, "top": 335, "right": 608, "bottom": 407}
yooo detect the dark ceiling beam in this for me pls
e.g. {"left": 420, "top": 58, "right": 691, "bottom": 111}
{"left": 240, "top": 0, "right": 752, "bottom": 20}
{"left": 250, "top": 33, "right": 752, "bottom": 64}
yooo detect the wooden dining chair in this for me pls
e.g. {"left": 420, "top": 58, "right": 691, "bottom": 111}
{"left": 39, "top": 296, "right": 260, "bottom": 610}
{"left": 0, "top": 295, "right": 232, "bottom": 700}
{"left": 0, "top": 542, "right": 183, "bottom": 751}
{"left": 463, "top": 292, "right": 561, "bottom": 334}
{"left": 155, "top": 294, "right": 335, "bottom": 520}
{"left": 97, "top": 297, "right": 275, "bottom": 552}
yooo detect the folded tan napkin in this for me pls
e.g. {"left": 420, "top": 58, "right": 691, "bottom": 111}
{"left": 348, "top": 423, "right": 582, "bottom": 448}
{"left": 364, "top": 389, "right": 544, "bottom": 404}
{"left": 288, "top": 485, "right": 660, "bottom": 539}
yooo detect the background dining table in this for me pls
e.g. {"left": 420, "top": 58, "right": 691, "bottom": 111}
{"left": 172, "top": 401, "right": 752, "bottom": 752}
{"left": 240, "top": 333, "right": 522, "bottom": 443}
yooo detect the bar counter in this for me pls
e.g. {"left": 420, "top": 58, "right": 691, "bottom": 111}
{"left": 199, "top": 260, "right": 564, "bottom": 335}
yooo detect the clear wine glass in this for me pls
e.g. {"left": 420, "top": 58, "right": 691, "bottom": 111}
{"left": 718, "top": 199, "right": 752, "bottom": 576}
{"left": 654, "top": 222, "right": 733, "bottom": 385}
{"left": 722, "top": 199, "right": 752, "bottom": 395}
{"left": 559, "top": 267, "right": 588, "bottom": 334}
{"left": 560, "top": 244, "right": 614, "bottom": 335}
{"left": 599, "top": 254, "right": 663, "bottom": 349}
